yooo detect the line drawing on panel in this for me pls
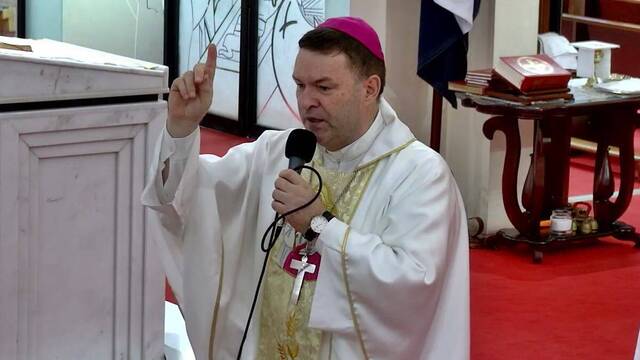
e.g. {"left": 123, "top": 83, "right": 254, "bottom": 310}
{"left": 181, "top": 0, "right": 325, "bottom": 126}
{"left": 186, "top": 0, "right": 242, "bottom": 73}
{"left": 260, "top": 0, "right": 324, "bottom": 124}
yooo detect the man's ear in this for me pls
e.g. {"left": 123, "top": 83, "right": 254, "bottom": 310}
{"left": 363, "top": 74, "right": 382, "bottom": 102}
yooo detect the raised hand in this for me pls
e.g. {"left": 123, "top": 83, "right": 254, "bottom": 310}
{"left": 167, "top": 44, "right": 217, "bottom": 137}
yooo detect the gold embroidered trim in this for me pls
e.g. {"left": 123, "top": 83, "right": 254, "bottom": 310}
{"left": 313, "top": 164, "right": 377, "bottom": 225}
{"left": 277, "top": 310, "right": 302, "bottom": 359}
{"left": 257, "top": 233, "right": 322, "bottom": 358}
{"left": 356, "top": 138, "right": 416, "bottom": 171}
{"left": 340, "top": 227, "right": 370, "bottom": 359}
{"left": 349, "top": 163, "right": 378, "bottom": 226}
{"left": 208, "top": 242, "right": 224, "bottom": 360}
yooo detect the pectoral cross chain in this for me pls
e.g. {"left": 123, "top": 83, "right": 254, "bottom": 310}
{"left": 289, "top": 255, "right": 316, "bottom": 306}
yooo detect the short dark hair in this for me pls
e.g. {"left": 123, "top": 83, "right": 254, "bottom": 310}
{"left": 298, "top": 27, "right": 386, "bottom": 97}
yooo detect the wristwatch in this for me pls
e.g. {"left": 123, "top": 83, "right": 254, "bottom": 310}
{"left": 304, "top": 211, "right": 335, "bottom": 241}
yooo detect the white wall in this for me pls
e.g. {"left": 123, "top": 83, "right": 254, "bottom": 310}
{"left": 25, "top": 0, "right": 62, "bottom": 41}
{"left": 26, "top": 0, "right": 62, "bottom": 41}
{"left": 25, "top": 0, "right": 164, "bottom": 63}
{"left": 440, "top": 0, "right": 495, "bottom": 225}
{"left": 443, "top": 0, "right": 539, "bottom": 232}
{"left": 62, "top": 0, "right": 164, "bottom": 64}
{"left": 351, "top": 0, "right": 431, "bottom": 143}
{"left": 385, "top": 0, "right": 432, "bottom": 142}
{"left": 326, "top": 0, "right": 350, "bottom": 18}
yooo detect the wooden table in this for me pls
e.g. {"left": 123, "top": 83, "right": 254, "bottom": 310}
{"left": 459, "top": 86, "right": 640, "bottom": 262}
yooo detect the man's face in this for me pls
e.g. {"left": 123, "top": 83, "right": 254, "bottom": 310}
{"left": 293, "top": 49, "right": 369, "bottom": 151}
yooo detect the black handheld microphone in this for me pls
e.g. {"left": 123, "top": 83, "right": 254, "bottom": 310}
{"left": 285, "top": 129, "right": 317, "bottom": 173}
{"left": 274, "top": 129, "right": 316, "bottom": 232}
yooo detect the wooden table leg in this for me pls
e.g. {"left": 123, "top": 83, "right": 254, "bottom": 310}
{"left": 483, "top": 114, "right": 580, "bottom": 260}
{"left": 592, "top": 106, "right": 639, "bottom": 245}
{"left": 545, "top": 115, "right": 573, "bottom": 211}
{"left": 525, "top": 115, "right": 572, "bottom": 217}
{"left": 593, "top": 107, "right": 636, "bottom": 223}
{"left": 483, "top": 115, "right": 540, "bottom": 237}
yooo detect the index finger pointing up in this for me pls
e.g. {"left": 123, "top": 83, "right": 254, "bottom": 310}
{"left": 204, "top": 44, "right": 217, "bottom": 83}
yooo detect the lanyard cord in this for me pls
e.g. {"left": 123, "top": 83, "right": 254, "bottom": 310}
{"left": 236, "top": 165, "right": 322, "bottom": 360}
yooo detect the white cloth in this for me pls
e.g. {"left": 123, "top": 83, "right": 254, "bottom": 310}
{"left": 538, "top": 32, "right": 578, "bottom": 70}
{"left": 142, "top": 99, "right": 470, "bottom": 359}
{"left": 165, "top": 301, "right": 196, "bottom": 360}
{"left": 635, "top": 328, "right": 640, "bottom": 360}
{"left": 435, "top": 0, "right": 476, "bottom": 34}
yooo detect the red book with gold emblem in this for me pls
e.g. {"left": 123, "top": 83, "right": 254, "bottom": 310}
{"left": 495, "top": 54, "right": 571, "bottom": 93}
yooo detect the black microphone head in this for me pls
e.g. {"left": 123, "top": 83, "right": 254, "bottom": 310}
{"left": 285, "top": 129, "right": 317, "bottom": 163}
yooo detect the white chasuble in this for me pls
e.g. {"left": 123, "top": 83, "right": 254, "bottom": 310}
{"left": 142, "top": 99, "right": 470, "bottom": 359}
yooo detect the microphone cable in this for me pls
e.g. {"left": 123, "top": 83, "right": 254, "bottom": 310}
{"left": 236, "top": 165, "right": 323, "bottom": 359}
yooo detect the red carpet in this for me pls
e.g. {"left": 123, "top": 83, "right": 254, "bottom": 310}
{"left": 199, "top": 127, "right": 254, "bottom": 156}
{"left": 186, "top": 126, "right": 640, "bottom": 359}
{"left": 471, "top": 238, "right": 640, "bottom": 360}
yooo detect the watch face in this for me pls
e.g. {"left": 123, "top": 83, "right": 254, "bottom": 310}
{"left": 310, "top": 215, "right": 328, "bottom": 233}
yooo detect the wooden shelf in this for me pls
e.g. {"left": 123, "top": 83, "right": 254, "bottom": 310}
{"left": 562, "top": 13, "right": 640, "bottom": 33}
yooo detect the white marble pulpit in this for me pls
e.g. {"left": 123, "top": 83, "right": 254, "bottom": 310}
{"left": 0, "top": 36, "right": 167, "bottom": 359}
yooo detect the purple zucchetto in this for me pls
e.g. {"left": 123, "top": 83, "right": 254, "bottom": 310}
{"left": 317, "top": 16, "right": 385, "bottom": 62}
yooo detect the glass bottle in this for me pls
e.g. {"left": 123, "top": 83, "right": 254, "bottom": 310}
{"left": 550, "top": 209, "right": 573, "bottom": 236}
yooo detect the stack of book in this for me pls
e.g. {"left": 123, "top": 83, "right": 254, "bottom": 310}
{"left": 465, "top": 69, "right": 493, "bottom": 87}
{"left": 448, "top": 69, "right": 493, "bottom": 95}
{"left": 449, "top": 54, "right": 573, "bottom": 105}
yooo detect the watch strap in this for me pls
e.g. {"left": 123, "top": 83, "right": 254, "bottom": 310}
{"left": 303, "top": 211, "right": 335, "bottom": 241}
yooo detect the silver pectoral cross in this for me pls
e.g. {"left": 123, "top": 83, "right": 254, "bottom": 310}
{"left": 289, "top": 255, "right": 316, "bottom": 306}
